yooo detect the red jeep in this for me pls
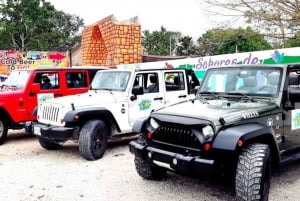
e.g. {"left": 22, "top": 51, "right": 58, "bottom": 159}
{"left": 0, "top": 67, "right": 107, "bottom": 144}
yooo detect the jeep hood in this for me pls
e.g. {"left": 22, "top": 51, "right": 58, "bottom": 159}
{"left": 0, "top": 89, "right": 23, "bottom": 99}
{"left": 153, "top": 99, "right": 278, "bottom": 126}
{"left": 43, "top": 90, "right": 124, "bottom": 108}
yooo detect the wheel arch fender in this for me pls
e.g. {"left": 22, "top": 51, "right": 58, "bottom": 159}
{"left": 132, "top": 116, "right": 148, "bottom": 133}
{"left": 0, "top": 106, "right": 12, "bottom": 125}
{"left": 32, "top": 106, "right": 38, "bottom": 116}
{"left": 212, "top": 123, "right": 280, "bottom": 162}
{"left": 64, "top": 107, "right": 121, "bottom": 132}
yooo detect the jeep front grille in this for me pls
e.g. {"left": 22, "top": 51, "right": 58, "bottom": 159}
{"left": 152, "top": 125, "right": 202, "bottom": 150}
{"left": 40, "top": 104, "right": 60, "bottom": 122}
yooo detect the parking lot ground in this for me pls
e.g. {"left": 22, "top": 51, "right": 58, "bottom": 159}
{"left": 0, "top": 130, "right": 300, "bottom": 201}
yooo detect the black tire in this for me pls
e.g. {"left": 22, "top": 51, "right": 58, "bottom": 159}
{"left": 38, "top": 137, "right": 63, "bottom": 150}
{"left": 235, "top": 143, "right": 271, "bottom": 201}
{"left": 0, "top": 116, "right": 8, "bottom": 145}
{"left": 79, "top": 120, "right": 108, "bottom": 161}
{"left": 24, "top": 122, "right": 33, "bottom": 135}
{"left": 134, "top": 157, "right": 167, "bottom": 180}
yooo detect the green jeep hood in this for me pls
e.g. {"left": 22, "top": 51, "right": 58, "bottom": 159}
{"left": 154, "top": 99, "right": 278, "bottom": 126}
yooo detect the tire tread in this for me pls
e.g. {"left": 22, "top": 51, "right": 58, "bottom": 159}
{"left": 235, "top": 143, "right": 271, "bottom": 201}
{"left": 134, "top": 157, "right": 166, "bottom": 180}
{"left": 79, "top": 120, "right": 108, "bottom": 160}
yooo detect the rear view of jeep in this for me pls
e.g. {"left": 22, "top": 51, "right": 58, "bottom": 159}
{"left": 130, "top": 64, "right": 300, "bottom": 201}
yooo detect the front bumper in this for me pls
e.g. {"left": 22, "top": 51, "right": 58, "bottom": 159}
{"left": 32, "top": 122, "right": 76, "bottom": 141}
{"left": 129, "top": 140, "right": 214, "bottom": 177}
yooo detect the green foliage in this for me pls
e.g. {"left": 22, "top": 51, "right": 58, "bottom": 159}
{"left": 284, "top": 32, "right": 300, "bottom": 48}
{"left": 142, "top": 26, "right": 198, "bottom": 56}
{"left": 175, "top": 36, "right": 196, "bottom": 56}
{"left": 142, "top": 26, "right": 273, "bottom": 57}
{"left": 196, "top": 27, "right": 272, "bottom": 56}
{"left": 142, "top": 26, "right": 179, "bottom": 56}
{"left": 0, "top": 0, "right": 84, "bottom": 51}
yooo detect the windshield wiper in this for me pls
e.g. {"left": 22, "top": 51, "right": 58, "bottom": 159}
{"left": 100, "top": 88, "right": 113, "bottom": 91}
{"left": 198, "top": 91, "right": 219, "bottom": 99}
{"left": 196, "top": 91, "right": 220, "bottom": 103}
{"left": 97, "top": 88, "right": 114, "bottom": 95}
{"left": 226, "top": 92, "right": 256, "bottom": 102}
{"left": 1, "top": 84, "right": 18, "bottom": 89}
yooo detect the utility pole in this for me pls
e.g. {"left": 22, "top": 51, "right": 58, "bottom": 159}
{"left": 69, "top": 48, "right": 72, "bottom": 67}
{"left": 169, "top": 35, "right": 172, "bottom": 56}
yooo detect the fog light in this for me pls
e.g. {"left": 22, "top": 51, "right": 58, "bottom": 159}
{"left": 172, "top": 158, "right": 178, "bottom": 165}
{"left": 148, "top": 151, "right": 152, "bottom": 159}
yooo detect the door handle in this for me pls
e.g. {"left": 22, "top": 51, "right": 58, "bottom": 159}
{"left": 178, "top": 95, "right": 187, "bottom": 98}
{"left": 55, "top": 94, "right": 63, "bottom": 97}
{"left": 154, "top": 97, "right": 163, "bottom": 100}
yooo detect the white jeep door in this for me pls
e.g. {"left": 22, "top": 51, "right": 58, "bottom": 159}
{"left": 128, "top": 71, "right": 165, "bottom": 126}
{"left": 163, "top": 70, "right": 189, "bottom": 106}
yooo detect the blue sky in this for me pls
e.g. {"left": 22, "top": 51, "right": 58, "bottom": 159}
{"left": 47, "top": 0, "right": 226, "bottom": 39}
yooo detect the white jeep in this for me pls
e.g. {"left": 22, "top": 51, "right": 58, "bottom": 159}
{"left": 33, "top": 68, "right": 199, "bottom": 160}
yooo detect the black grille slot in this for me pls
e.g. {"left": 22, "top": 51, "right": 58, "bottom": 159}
{"left": 152, "top": 125, "right": 202, "bottom": 150}
{"left": 41, "top": 104, "right": 60, "bottom": 122}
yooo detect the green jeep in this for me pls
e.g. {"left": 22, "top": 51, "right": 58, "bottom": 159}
{"left": 130, "top": 64, "right": 300, "bottom": 201}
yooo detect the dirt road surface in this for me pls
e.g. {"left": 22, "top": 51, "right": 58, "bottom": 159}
{"left": 1, "top": 130, "right": 300, "bottom": 201}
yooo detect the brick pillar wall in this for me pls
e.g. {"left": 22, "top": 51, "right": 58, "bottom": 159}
{"left": 81, "top": 15, "right": 142, "bottom": 68}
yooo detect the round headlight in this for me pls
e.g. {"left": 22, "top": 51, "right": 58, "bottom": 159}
{"left": 202, "top": 125, "right": 214, "bottom": 139}
{"left": 150, "top": 118, "right": 159, "bottom": 129}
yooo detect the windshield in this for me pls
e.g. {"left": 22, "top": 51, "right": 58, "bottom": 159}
{"left": 198, "top": 66, "right": 283, "bottom": 98}
{"left": 91, "top": 71, "right": 131, "bottom": 91}
{"left": 3, "top": 70, "right": 30, "bottom": 88}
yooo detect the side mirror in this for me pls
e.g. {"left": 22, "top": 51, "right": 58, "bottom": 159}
{"left": 132, "top": 86, "right": 143, "bottom": 95}
{"left": 191, "top": 85, "right": 200, "bottom": 95}
{"left": 130, "top": 86, "right": 144, "bottom": 101}
{"left": 284, "top": 89, "right": 300, "bottom": 110}
{"left": 284, "top": 101, "right": 295, "bottom": 110}
{"left": 29, "top": 83, "right": 40, "bottom": 96}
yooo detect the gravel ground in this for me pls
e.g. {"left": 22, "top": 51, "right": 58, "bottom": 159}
{"left": 1, "top": 129, "right": 300, "bottom": 201}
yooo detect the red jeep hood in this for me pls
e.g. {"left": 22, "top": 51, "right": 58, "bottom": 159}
{"left": 0, "top": 88, "right": 23, "bottom": 97}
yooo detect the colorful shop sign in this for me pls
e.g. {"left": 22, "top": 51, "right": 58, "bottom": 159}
{"left": 117, "top": 47, "right": 300, "bottom": 80}
{"left": 0, "top": 50, "right": 69, "bottom": 74}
